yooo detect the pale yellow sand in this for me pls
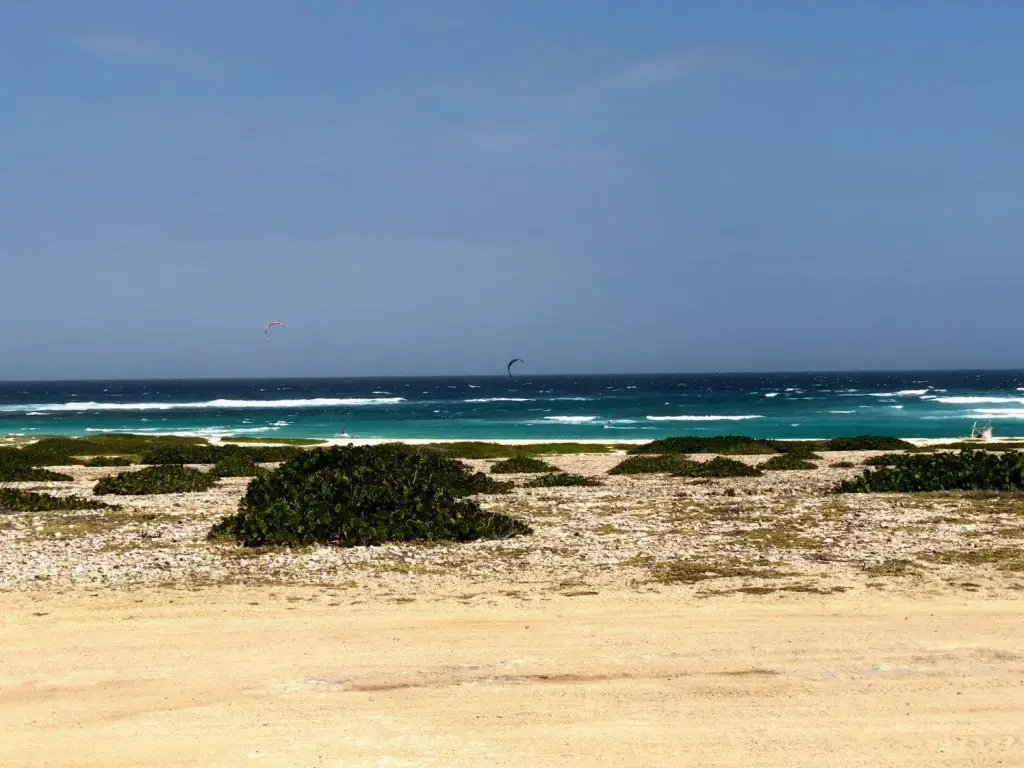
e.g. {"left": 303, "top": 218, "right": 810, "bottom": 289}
{"left": 1, "top": 588, "right": 1022, "bottom": 767}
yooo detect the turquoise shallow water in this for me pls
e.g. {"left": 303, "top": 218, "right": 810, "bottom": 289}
{"left": 2, "top": 371, "right": 1024, "bottom": 441}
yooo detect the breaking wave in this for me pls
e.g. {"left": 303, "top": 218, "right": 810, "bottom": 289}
{"left": 0, "top": 397, "right": 406, "bottom": 413}
{"left": 646, "top": 414, "right": 763, "bottom": 422}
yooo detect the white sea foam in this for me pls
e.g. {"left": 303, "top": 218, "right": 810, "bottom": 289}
{"left": 543, "top": 416, "right": 598, "bottom": 423}
{"left": 933, "top": 396, "right": 1024, "bottom": 405}
{"left": 646, "top": 415, "right": 763, "bottom": 422}
{"left": 972, "top": 409, "right": 1024, "bottom": 419}
{"left": 464, "top": 397, "right": 534, "bottom": 403}
{"left": 829, "top": 410, "right": 855, "bottom": 414}
{"left": 0, "top": 397, "right": 406, "bottom": 413}
{"left": 765, "top": 393, "right": 780, "bottom": 398}
{"left": 85, "top": 426, "right": 278, "bottom": 436}
{"left": 890, "top": 405, "right": 905, "bottom": 409}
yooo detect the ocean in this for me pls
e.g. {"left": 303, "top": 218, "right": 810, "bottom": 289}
{"left": 2, "top": 371, "right": 1024, "bottom": 441}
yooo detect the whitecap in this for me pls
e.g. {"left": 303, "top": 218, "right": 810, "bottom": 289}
{"left": 646, "top": 415, "right": 763, "bottom": 422}
{"left": 543, "top": 416, "right": 598, "bottom": 423}
{"left": 0, "top": 397, "right": 407, "bottom": 413}
{"left": 764, "top": 393, "right": 780, "bottom": 398}
{"left": 464, "top": 397, "right": 534, "bottom": 403}
{"left": 828, "top": 410, "right": 855, "bottom": 414}
{"left": 933, "top": 396, "right": 1024, "bottom": 405}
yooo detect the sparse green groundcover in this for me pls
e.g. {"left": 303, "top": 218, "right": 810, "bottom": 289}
{"left": 94, "top": 465, "right": 219, "bottom": 495}
{"left": 831, "top": 460, "right": 856, "bottom": 468}
{"left": 524, "top": 473, "right": 603, "bottom": 488}
{"left": 490, "top": 456, "right": 558, "bottom": 474}
{"left": 0, "top": 448, "right": 73, "bottom": 481}
{"left": 140, "top": 442, "right": 303, "bottom": 465}
{"left": 0, "top": 488, "right": 116, "bottom": 512}
{"left": 627, "top": 436, "right": 779, "bottom": 456}
{"left": 209, "top": 444, "right": 529, "bottom": 548}
{"left": 761, "top": 453, "right": 818, "bottom": 471}
{"left": 84, "top": 456, "right": 135, "bottom": 467}
{"left": 838, "top": 449, "right": 1024, "bottom": 493}
{"left": 422, "top": 442, "right": 621, "bottom": 459}
{"left": 15, "top": 434, "right": 207, "bottom": 466}
{"left": 219, "top": 437, "right": 327, "bottom": 446}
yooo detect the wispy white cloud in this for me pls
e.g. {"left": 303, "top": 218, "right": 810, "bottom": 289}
{"left": 461, "top": 48, "right": 727, "bottom": 155}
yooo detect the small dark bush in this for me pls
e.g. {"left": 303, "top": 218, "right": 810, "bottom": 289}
{"left": 212, "top": 453, "right": 266, "bottom": 478}
{"left": 209, "top": 444, "right": 529, "bottom": 548}
{"left": 84, "top": 456, "right": 135, "bottom": 467}
{"left": 0, "top": 488, "right": 115, "bottom": 512}
{"left": 628, "top": 436, "right": 778, "bottom": 456}
{"left": 825, "top": 436, "right": 915, "bottom": 452}
{"left": 862, "top": 453, "right": 907, "bottom": 467}
{"left": 524, "top": 473, "right": 603, "bottom": 488}
{"left": 94, "top": 465, "right": 218, "bottom": 495}
{"left": 490, "top": 456, "right": 558, "bottom": 474}
{"left": 761, "top": 453, "right": 818, "bottom": 471}
{"left": 838, "top": 449, "right": 1024, "bottom": 493}
{"left": 672, "top": 457, "right": 763, "bottom": 478}
{"left": 141, "top": 442, "right": 303, "bottom": 465}
{"left": 831, "top": 460, "right": 856, "bottom": 468}
{"left": 772, "top": 440, "right": 828, "bottom": 456}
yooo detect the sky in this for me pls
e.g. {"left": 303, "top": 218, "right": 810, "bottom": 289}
{"left": 2, "top": 1, "right": 1022, "bottom": 380}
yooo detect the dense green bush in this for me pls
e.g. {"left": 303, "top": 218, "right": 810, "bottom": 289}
{"left": 212, "top": 453, "right": 266, "bottom": 478}
{"left": 94, "top": 465, "right": 218, "bottom": 495}
{"left": 140, "top": 442, "right": 303, "bottom": 465}
{"left": 209, "top": 444, "right": 530, "bottom": 548}
{"left": 838, "top": 449, "right": 1024, "bottom": 493}
{"left": 524, "top": 473, "right": 603, "bottom": 488}
{"left": 490, "top": 456, "right": 558, "bottom": 474}
{"left": 0, "top": 449, "right": 73, "bottom": 482}
{"left": 831, "top": 460, "right": 856, "bottom": 468}
{"left": 761, "top": 453, "right": 818, "bottom": 471}
{"left": 84, "top": 455, "right": 135, "bottom": 467}
{"left": 824, "top": 436, "right": 915, "bottom": 452}
{"left": 0, "top": 488, "right": 115, "bottom": 512}
{"left": 673, "top": 457, "right": 763, "bottom": 478}
{"left": 609, "top": 454, "right": 704, "bottom": 475}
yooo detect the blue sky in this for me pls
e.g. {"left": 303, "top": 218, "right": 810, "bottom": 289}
{"left": 2, "top": 1, "right": 1022, "bottom": 379}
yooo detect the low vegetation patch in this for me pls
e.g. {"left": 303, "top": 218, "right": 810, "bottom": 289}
{"left": 761, "top": 453, "right": 818, "bottom": 471}
{"left": 831, "top": 460, "right": 856, "bottom": 468}
{"left": 609, "top": 454, "right": 703, "bottom": 475}
{"left": 209, "top": 444, "right": 530, "bottom": 548}
{"left": 838, "top": 449, "right": 1024, "bottom": 494}
{"left": 15, "top": 434, "right": 208, "bottom": 466}
{"left": 524, "top": 473, "right": 603, "bottom": 488}
{"left": 627, "top": 436, "right": 778, "bottom": 456}
{"left": 0, "top": 463, "right": 73, "bottom": 483}
{"left": 824, "top": 435, "right": 915, "bottom": 451}
{"left": 644, "top": 557, "right": 787, "bottom": 584}
{"left": 212, "top": 453, "right": 266, "bottom": 478}
{"left": 219, "top": 437, "right": 327, "bottom": 445}
{"left": 94, "top": 465, "right": 219, "bottom": 495}
{"left": 490, "top": 456, "right": 558, "bottom": 474}
{"left": 84, "top": 455, "right": 135, "bottom": 467}
{"left": 140, "top": 442, "right": 303, "bottom": 465}
{"left": 0, "top": 488, "right": 116, "bottom": 512}
{"left": 422, "top": 442, "right": 619, "bottom": 459}
{"left": 673, "top": 457, "right": 763, "bottom": 478}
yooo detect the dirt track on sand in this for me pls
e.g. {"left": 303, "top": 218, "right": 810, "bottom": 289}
{"left": 2, "top": 588, "right": 1022, "bottom": 767}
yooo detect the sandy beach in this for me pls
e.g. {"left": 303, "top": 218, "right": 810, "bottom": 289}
{"left": 3, "top": 444, "right": 1023, "bottom": 765}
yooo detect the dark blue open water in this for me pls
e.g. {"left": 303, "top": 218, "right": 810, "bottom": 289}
{"left": 2, "top": 371, "right": 1024, "bottom": 440}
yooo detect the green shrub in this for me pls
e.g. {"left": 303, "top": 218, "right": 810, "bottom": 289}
{"left": 609, "top": 454, "right": 703, "bottom": 475}
{"left": 773, "top": 441, "right": 829, "bottom": 456}
{"left": 524, "top": 473, "right": 603, "bottom": 488}
{"left": 490, "top": 456, "right": 558, "bottom": 474}
{"left": 220, "top": 437, "right": 327, "bottom": 445}
{"left": 140, "top": 442, "right": 303, "bottom": 465}
{"left": 825, "top": 436, "right": 915, "bottom": 452}
{"left": 838, "top": 449, "right": 1024, "bottom": 493}
{"left": 862, "top": 453, "right": 907, "bottom": 467}
{"left": 0, "top": 488, "right": 115, "bottom": 512}
{"left": 628, "top": 436, "right": 778, "bottom": 456}
{"left": 212, "top": 453, "right": 266, "bottom": 478}
{"left": 84, "top": 456, "right": 135, "bottom": 467}
{"left": 761, "top": 453, "right": 818, "bottom": 471}
{"left": 0, "top": 449, "right": 73, "bottom": 482}
{"left": 208, "top": 444, "right": 530, "bottom": 548}
{"left": 94, "top": 465, "right": 218, "bottom": 495}
{"left": 672, "top": 457, "right": 763, "bottom": 478}
{"left": 831, "top": 460, "right": 856, "bottom": 468}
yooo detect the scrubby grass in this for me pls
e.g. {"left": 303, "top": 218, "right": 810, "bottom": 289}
{"left": 0, "top": 488, "right": 116, "bottom": 512}
{"left": 219, "top": 437, "right": 327, "bottom": 446}
{"left": 761, "top": 453, "right": 818, "bottom": 471}
{"left": 831, "top": 460, "right": 856, "bottom": 468}
{"left": 422, "top": 442, "right": 620, "bottom": 459}
{"left": 209, "top": 444, "right": 530, "bottom": 548}
{"left": 490, "top": 456, "right": 558, "bottom": 474}
{"left": 824, "top": 435, "right": 915, "bottom": 451}
{"left": 923, "top": 547, "right": 1024, "bottom": 572}
{"left": 83, "top": 456, "right": 135, "bottom": 467}
{"left": 643, "top": 557, "right": 788, "bottom": 584}
{"left": 140, "top": 442, "right": 303, "bottom": 465}
{"left": 838, "top": 449, "right": 1024, "bottom": 494}
{"left": 16, "top": 434, "right": 208, "bottom": 466}
{"left": 524, "top": 473, "right": 603, "bottom": 488}
{"left": 627, "top": 436, "right": 778, "bottom": 456}
{"left": 93, "top": 465, "right": 219, "bottom": 495}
